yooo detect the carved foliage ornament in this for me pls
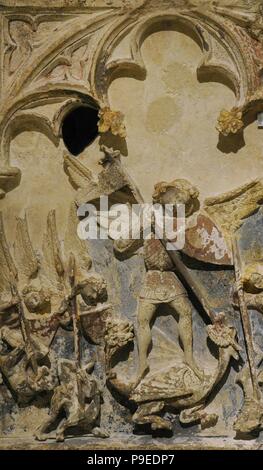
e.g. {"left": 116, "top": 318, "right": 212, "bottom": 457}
{"left": 98, "top": 107, "right": 126, "bottom": 138}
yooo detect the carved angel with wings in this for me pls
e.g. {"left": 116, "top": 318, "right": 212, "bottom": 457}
{"left": 0, "top": 210, "right": 63, "bottom": 402}
{"left": 0, "top": 203, "right": 108, "bottom": 404}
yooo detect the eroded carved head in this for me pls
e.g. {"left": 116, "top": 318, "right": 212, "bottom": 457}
{"left": 79, "top": 272, "right": 108, "bottom": 306}
{"left": 22, "top": 285, "right": 50, "bottom": 313}
{"left": 152, "top": 178, "right": 199, "bottom": 216}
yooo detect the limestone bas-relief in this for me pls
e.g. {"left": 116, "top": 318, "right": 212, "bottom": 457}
{"left": 2, "top": 0, "right": 263, "bottom": 450}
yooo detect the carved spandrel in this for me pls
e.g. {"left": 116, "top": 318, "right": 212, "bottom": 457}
{"left": 2, "top": 15, "right": 76, "bottom": 87}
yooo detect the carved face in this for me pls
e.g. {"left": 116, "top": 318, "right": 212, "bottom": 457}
{"left": 22, "top": 286, "right": 50, "bottom": 312}
{"left": 80, "top": 274, "right": 108, "bottom": 306}
{"left": 152, "top": 179, "right": 199, "bottom": 217}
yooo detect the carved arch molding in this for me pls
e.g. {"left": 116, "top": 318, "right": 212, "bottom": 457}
{"left": 1, "top": 0, "right": 263, "bottom": 449}
{"left": 1, "top": 0, "right": 263, "bottom": 193}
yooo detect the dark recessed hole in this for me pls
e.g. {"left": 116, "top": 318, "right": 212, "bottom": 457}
{"left": 62, "top": 105, "right": 99, "bottom": 156}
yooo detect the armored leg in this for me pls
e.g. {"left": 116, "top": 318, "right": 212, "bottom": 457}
{"left": 136, "top": 300, "right": 157, "bottom": 383}
{"left": 169, "top": 297, "right": 203, "bottom": 379}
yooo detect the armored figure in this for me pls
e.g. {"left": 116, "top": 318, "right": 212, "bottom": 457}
{"left": 114, "top": 179, "right": 226, "bottom": 385}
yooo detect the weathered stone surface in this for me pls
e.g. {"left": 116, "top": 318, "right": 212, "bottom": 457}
{"left": 1, "top": 0, "right": 263, "bottom": 450}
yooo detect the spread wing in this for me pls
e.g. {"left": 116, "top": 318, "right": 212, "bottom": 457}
{"left": 41, "top": 210, "right": 65, "bottom": 296}
{"left": 64, "top": 151, "right": 139, "bottom": 206}
{"left": 64, "top": 153, "right": 99, "bottom": 204}
{"left": 0, "top": 212, "right": 17, "bottom": 299}
{"left": 14, "top": 214, "right": 39, "bottom": 288}
{"left": 64, "top": 202, "right": 92, "bottom": 273}
{"left": 203, "top": 179, "right": 263, "bottom": 240}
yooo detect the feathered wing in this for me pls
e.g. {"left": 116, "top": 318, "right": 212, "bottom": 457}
{"left": 64, "top": 202, "right": 92, "bottom": 274}
{"left": 13, "top": 214, "right": 38, "bottom": 288}
{"left": 203, "top": 179, "right": 263, "bottom": 241}
{"left": 41, "top": 210, "right": 65, "bottom": 296}
{"left": 64, "top": 152, "right": 137, "bottom": 206}
{"left": 0, "top": 212, "right": 17, "bottom": 300}
{"left": 64, "top": 153, "right": 99, "bottom": 204}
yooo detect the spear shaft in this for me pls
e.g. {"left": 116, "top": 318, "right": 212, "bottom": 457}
{"left": 10, "top": 282, "right": 38, "bottom": 374}
{"left": 232, "top": 236, "right": 261, "bottom": 401}
{"left": 160, "top": 244, "right": 216, "bottom": 323}
{"left": 68, "top": 253, "right": 81, "bottom": 369}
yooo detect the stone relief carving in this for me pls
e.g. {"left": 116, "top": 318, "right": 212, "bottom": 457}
{"left": 0, "top": 204, "right": 110, "bottom": 439}
{"left": 72, "top": 150, "right": 263, "bottom": 436}
{"left": 1, "top": 0, "right": 263, "bottom": 450}
{"left": 105, "top": 312, "right": 240, "bottom": 432}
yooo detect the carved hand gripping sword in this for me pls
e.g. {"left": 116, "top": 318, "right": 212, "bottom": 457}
{"left": 109, "top": 149, "right": 216, "bottom": 323}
